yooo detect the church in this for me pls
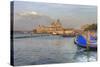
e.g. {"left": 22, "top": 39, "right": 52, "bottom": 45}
{"left": 34, "top": 19, "right": 74, "bottom": 35}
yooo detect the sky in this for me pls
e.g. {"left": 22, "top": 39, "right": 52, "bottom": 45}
{"left": 13, "top": 1, "right": 97, "bottom": 31}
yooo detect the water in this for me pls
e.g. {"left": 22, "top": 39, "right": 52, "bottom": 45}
{"left": 13, "top": 33, "right": 97, "bottom": 66}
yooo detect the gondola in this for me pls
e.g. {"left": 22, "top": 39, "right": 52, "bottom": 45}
{"left": 74, "top": 35, "right": 97, "bottom": 50}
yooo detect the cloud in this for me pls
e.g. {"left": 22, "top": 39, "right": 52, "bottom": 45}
{"left": 15, "top": 11, "right": 42, "bottom": 20}
{"left": 14, "top": 11, "right": 54, "bottom": 31}
{"left": 15, "top": 11, "right": 54, "bottom": 20}
{"left": 17, "top": 11, "right": 41, "bottom": 16}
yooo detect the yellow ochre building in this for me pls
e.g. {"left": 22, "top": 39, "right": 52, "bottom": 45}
{"left": 34, "top": 19, "right": 75, "bottom": 35}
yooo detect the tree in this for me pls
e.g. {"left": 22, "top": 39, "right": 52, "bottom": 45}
{"left": 84, "top": 23, "right": 97, "bottom": 31}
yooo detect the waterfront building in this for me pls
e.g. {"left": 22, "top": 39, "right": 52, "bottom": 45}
{"left": 34, "top": 19, "right": 75, "bottom": 35}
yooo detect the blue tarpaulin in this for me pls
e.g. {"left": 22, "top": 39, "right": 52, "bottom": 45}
{"left": 76, "top": 35, "right": 87, "bottom": 47}
{"left": 75, "top": 35, "right": 97, "bottom": 48}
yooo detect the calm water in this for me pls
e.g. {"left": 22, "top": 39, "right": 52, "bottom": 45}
{"left": 13, "top": 33, "right": 97, "bottom": 66}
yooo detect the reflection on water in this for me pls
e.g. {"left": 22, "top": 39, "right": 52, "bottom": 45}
{"left": 13, "top": 33, "right": 97, "bottom": 66}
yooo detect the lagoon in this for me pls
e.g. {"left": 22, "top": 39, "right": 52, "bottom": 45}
{"left": 13, "top": 33, "right": 97, "bottom": 66}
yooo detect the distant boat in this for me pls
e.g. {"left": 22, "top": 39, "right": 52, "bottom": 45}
{"left": 74, "top": 35, "right": 97, "bottom": 50}
{"left": 52, "top": 32, "right": 57, "bottom": 35}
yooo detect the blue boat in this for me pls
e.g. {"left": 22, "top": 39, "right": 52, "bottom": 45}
{"left": 74, "top": 35, "right": 97, "bottom": 50}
